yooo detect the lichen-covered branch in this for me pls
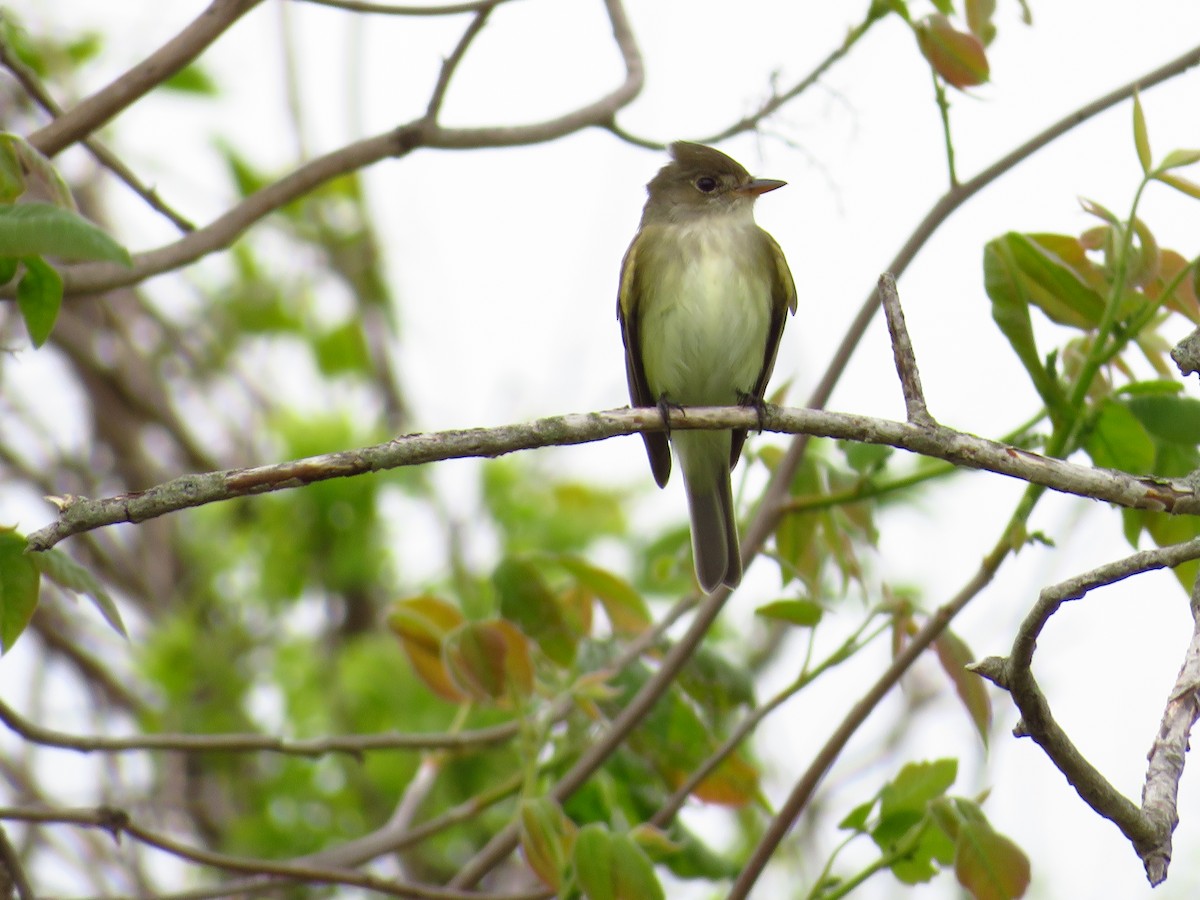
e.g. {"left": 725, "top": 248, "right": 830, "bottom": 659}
{"left": 971, "top": 539, "right": 1200, "bottom": 885}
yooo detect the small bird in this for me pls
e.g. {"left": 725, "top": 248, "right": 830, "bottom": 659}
{"left": 618, "top": 142, "right": 797, "bottom": 593}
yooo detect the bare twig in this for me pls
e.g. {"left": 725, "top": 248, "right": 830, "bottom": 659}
{"left": 0, "top": 32, "right": 195, "bottom": 232}
{"left": 0, "top": 825, "right": 34, "bottom": 900}
{"left": 877, "top": 272, "right": 934, "bottom": 426}
{"left": 26, "top": 404, "right": 1200, "bottom": 553}
{"left": 295, "top": 0, "right": 519, "bottom": 14}
{"left": 727, "top": 542, "right": 1007, "bottom": 898}
{"left": 971, "top": 538, "right": 1200, "bottom": 886}
{"left": 28, "top": 0, "right": 267, "bottom": 158}
{"left": 36, "top": 0, "right": 641, "bottom": 297}
{"left": 0, "top": 806, "right": 544, "bottom": 899}
{"left": 424, "top": 3, "right": 497, "bottom": 122}
{"left": 0, "top": 695, "right": 519, "bottom": 755}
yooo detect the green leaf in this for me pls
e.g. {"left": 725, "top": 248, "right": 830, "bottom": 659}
{"left": 1084, "top": 400, "right": 1156, "bottom": 474}
{"left": 1127, "top": 394, "right": 1200, "bottom": 446}
{"left": 17, "top": 255, "right": 62, "bottom": 347}
{"left": 755, "top": 598, "right": 823, "bottom": 628}
{"left": 32, "top": 547, "right": 126, "bottom": 638}
{"left": 0, "top": 134, "right": 74, "bottom": 207}
{"left": 519, "top": 797, "right": 575, "bottom": 890}
{"left": 162, "top": 63, "right": 219, "bottom": 95}
{"left": 839, "top": 797, "right": 877, "bottom": 832}
{"left": 0, "top": 256, "right": 16, "bottom": 285}
{"left": 0, "top": 203, "right": 130, "bottom": 263}
{"left": 1155, "top": 148, "right": 1200, "bottom": 174}
{"left": 0, "top": 137, "right": 24, "bottom": 203}
{"left": 982, "top": 238, "right": 1060, "bottom": 417}
{"left": 965, "top": 0, "right": 997, "bottom": 46}
{"left": 1133, "top": 92, "right": 1152, "bottom": 173}
{"left": 494, "top": 557, "right": 577, "bottom": 667}
{"left": 840, "top": 440, "right": 893, "bottom": 473}
{"left": 933, "top": 630, "right": 991, "bottom": 745}
{"left": 572, "top": 824, "right": 665, "bottom": 900}
{"left": 313, "top": 320, "right": 371, "bottom": 376}
{"left": 877, "top": 759, "right": 958, "bottom": 841}
{"left": 1156, "top": 171, "right": 1200, "bottom": 201}
{"left": 0, "top": 529, "right": 40, "bottom": 653}
{"left": 556, "top": 555, "right": 650, "bottom": 636}
{"left": 678, "top": 645, "right": 755, "bottom": 715}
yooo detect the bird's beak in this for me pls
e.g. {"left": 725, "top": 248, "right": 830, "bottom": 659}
{"left": 738, "top": 178, "right": 787, "bottom": 196}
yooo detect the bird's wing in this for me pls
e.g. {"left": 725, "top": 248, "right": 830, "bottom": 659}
{"left": 730, "top": 230, "right": 797, "bottom": 469}
{"left": 618, "top": 227, "right": 672, "bottom": 487}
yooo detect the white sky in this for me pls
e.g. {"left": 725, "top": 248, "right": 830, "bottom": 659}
{"left": 10, "top": 0, "right": 1200, "bottom": 897}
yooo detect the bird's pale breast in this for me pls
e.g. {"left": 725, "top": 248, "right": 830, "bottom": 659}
{"left": 639, "top": 219, "right": 773, "bottom": 407}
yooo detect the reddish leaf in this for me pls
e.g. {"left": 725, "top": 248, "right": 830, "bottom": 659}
{"left": 933, "top": 630, "right": 992, "bottom": 744}
{"left": 443, "top": 620, "right": 509, "bottom": 702}
{"left": 954, "top": 803, "right": 1031, "bottom": 899}
{"left": 520, "top": 797, "right": 576, "bottom": 890}
{"left": 386, "top": 596, "right": 466, "bottom": 703}
{"left": 915, "top": 14, "right": 990, "bottom": 89}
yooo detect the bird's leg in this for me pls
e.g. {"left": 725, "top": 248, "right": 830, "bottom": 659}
{"left": 657, "top": 393, "right": 685, "bottom": 435}
{"left": 737, "top": 389, "right": 769, "bottom": 433}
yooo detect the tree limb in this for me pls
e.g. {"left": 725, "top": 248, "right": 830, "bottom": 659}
{"left": 0, "top": 696, "right": 519, "bottom": 756}
{"left": 28, "top": 0, "right": 267, "bottom": 158}
{"left": 971, "top": 540, "right": 1200, "bottom": 886}
{"left": 0, "top": 805, "right": 546, "bottom": 899}
{"left": 25, "top": 404, "right": 1200, "bottom": 553}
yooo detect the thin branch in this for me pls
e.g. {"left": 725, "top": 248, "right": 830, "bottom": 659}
{"left": 424, "top": 3, "right": 497, "bottom": 122}
{"left": 26, "top": 404, "right": 1200, "bottom": 553}
{"left": 0, "top": 825, "right": 34, "bottom": 900}
{"left": 28, "top": 0, "right": 267, "bottom": 158}
{"left": 728, "top": 540, "right": 1010, "bottom": 898}
{"left": 971, "top": 538, "right": 1200, "bottom": 886}
{"left": 55, "top": 127, "right": 418, "bottom": 296}
{"left": 877, "top": 272, "right": 934, "bottom": 426}
{"left": 1141, "top": 574, "right": 1200, "bottom": 884}
{"left": 0, "top": 695, "right": 519, "bottom": 755}
{"left": 931, "top": 70, "right": 958, "bottom": 188}
{"left": 0, "top": 30, "right": 195, "bottom": 232}
{"left": 0, "top": 806, "right": 544, "bottom": 900}
{"left": 38, "top": 0, "right": 642, "bottom": 297}
{"left": 295, "top": 0, "right": 520, "bottom": 14}
{"left": 676, "top": 5, "right": 886, "bottom": 147}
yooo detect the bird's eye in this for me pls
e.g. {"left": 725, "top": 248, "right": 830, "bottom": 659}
{"left": 695, "top": 176, "right": 718, "bottom": 193}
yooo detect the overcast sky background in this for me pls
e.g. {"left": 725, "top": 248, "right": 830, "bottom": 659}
{"left": 10, "top": 0, "right": 1200, "bottom": 897}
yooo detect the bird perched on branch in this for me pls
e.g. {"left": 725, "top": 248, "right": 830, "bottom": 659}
{"left": 618, "top": 142, "right": 797, "bottom": 592}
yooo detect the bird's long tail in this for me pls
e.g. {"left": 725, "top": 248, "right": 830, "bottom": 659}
{"left": 674, "top": 431, "right": 741, "bottom": 593}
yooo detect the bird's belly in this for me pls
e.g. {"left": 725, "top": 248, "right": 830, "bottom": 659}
{"left": 641, "top": 256, "right": 772, "bottom": 407}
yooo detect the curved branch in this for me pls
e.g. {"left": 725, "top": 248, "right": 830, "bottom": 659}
{"left": 25, "top": 403, "right": 1200, "bottom": 553}
{"left": 972, "top": 540, "right": 1200, "bottom": 886}
{"left": 295, "top": 0, "right": 521, "bottom": 14}
{"left": 58, "top": 128, "right": 416, "bottom": 295}
{"left": 49, "top": 0, "right": 643, "bottom": 297}
{"left": 0, "top": 806, "right": 545, "bottom": 900}
{"left": 28, "top": 0, "right": 267, "bottom": 158}
{"left": 0, "top": 31, "right": 194, "bottom": 231}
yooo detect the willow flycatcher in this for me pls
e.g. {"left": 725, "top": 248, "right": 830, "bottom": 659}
{"left": 618, "top": 142, "right": 797, "bottom": 593}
